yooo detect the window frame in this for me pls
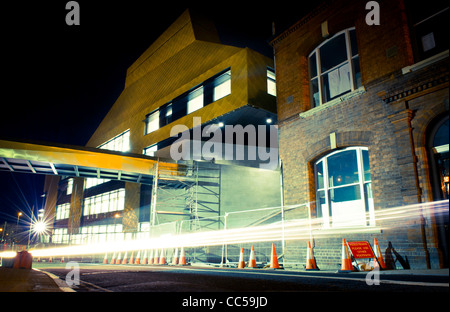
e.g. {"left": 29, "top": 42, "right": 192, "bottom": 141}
{"left": 144, "top": 68, "right": 231, "bottom": 136}
{"left": 308, "top": 27, "right": 360, "bottom": 108}
{"left": 314, "top": 146, "right": 374, "bottom": 228}
{"left": 267, "top": 67, "right": 276, "bottom": 96}
{"left": 98, "top": 129, "right": 130, "bottom": 152}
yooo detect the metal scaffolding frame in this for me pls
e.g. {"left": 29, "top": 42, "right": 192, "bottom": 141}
{"left": 150, "top": 159, "right": 222, "bottom": 232}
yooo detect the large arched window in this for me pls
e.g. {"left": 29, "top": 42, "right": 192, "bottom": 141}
{"left": 314, "top": 147, "right": 374, "bottom": 228}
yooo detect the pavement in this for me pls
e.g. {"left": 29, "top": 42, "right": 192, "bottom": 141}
{"left": 0, "top": 262, "right": 448, "bottom": 292}
{"left": 0, "top": 267, "right": 73, "bottom": 292}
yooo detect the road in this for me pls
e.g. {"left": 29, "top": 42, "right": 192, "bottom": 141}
{"left": 35, "top": 262, "right": 448, "bottom": 293}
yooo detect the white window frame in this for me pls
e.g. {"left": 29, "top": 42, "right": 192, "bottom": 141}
{"left": 315, "top": 146, "right": 374, "bottom": 228}
{"left": 213, "top": 70, "right": 231, "bottom": 101}
{"left": 267, "top": 68, "right": 276, "bottom": 96}
{"left": 187, "top": 86, "right": 204, "bottom": 114}
{"left": 145, "top": 110, "right": 160, "bottom": 135}
{"left": 308, "top": 27, "right": 360, "bottom": 107}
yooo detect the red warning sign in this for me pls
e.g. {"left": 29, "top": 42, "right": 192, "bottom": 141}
{"left": 346, "top": 241, "right": 375, "bottom": 259}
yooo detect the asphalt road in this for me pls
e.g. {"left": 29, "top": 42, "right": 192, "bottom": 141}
{"left": 36, "top": 263, "right": 448, "bottom": 293}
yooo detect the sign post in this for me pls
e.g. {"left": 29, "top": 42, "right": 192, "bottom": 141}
{"left": 346, "top": 241, "right": 379, "bottom": 271}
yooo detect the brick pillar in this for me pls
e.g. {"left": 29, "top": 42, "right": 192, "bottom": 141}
{"left": 123, "top": 182, "right": 140, "bottom": 233}
{"left": 68, "top": 177, "right": 84, "bottom": 235}
{"left": 387, "top": 108, "right": 422, "bottom": 204}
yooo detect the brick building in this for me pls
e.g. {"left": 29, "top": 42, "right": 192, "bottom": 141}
{"left": 271, "top": 0, "right": 448, "bottom": 269}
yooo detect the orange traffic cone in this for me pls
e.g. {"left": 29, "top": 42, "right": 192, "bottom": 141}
{"left": 129, "top": 251, "right": 135, "bottom": 265}
{"left": 238, "top": 248, "right": 245, "bottom": 268}
{"left": 148, "top": 250, "right": 153, "bottom": 264}
{"left": 122, "top": 251, "right": 128, "bottom": 265}
{"left": 373, "top": 238, "right": 386, "bottom": 269}
{"left": 142, "top": 250, "right": 148, "bottom": 265}
{"left": 305, "top": 241, "right": 319, "bottom": 270}
{"left": 159, "top": 249, "right": 166, "bottom": 265}
{"left": 61, "top": 257, "right": 65, "bottom": 263}
{"left": 172, "top": 248, "right": 179, "bottom": 265}
{"left": 135, "top": 251, "right": 141, "bottom": 265}
{"left": 270, "top": 243, "right": 280, "bottom": 269}
{"left": 49, "top": 256, "right": 53, "bottom": 263}
{"left": 338, "top": 239, "right": 354, "bottom": 273}
{"left": 179, "top": 247, "right": 187, "bottom": 265}
{"left": 110, "top": 252, "right": 116, "bottom": 265}
{"left": 103, "top": 253, "right": 108, "bottom": 264}
{"left": 154, "top": 249, "right": 159, "bottom": 264}
{"left": 116, "top": 252, "right": 122, "bottom": 264}
{"left": 248, "top": 245, "right": 257, "bottom": 268}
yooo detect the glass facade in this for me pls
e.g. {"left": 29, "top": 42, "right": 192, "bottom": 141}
{"left": 83, "top": 189, "right": 125, "bottom": 216}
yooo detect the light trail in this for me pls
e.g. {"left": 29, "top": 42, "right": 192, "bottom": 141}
{"left": 0, "top": 200, "right": 448, "bottom": 259}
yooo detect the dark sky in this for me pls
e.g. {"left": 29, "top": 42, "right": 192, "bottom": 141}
{"left": 0, "top": 1, "right": 318, "bottom": 224}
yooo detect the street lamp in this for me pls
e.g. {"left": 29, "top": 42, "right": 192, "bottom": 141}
{"left": 17, "top": 212, "right": 22, "bottom": 225}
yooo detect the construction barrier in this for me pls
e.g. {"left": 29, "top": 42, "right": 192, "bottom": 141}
{"left": 338, "top": 239, "right": 355, "bottom": 273}
{"left": 269, "top": 243, "right": 281, "bottom": 269}
{"left": 159, "top": 249, "right": 166, "bottom": 265}
{"left": 172, "top": 248, "right": 179, "bottom": 265}
{"left": 238, "top": 248, "right": 245, "bottom": 269}
{"left": 248, "top": 245, "right": 257, "bottom": 268}
{"left": 142, "top": 250, "right": 148, "bottom": 265}
{"left": 13, "top": 251, "right": 32, "bottom": 269}
{"left": 178, "top": 247, "right": 187, "bottom": 266}
{"left": 305, "top": 241, "right": 319, "bottom": 271}
{"left": 129, "top": 251, "right": 135, "bottom": 265}
{"left": 373, "top": 238, "right": 386, "bottom": 269}
{"left": 135, "top": 251, "right": 141, "bottom": 264}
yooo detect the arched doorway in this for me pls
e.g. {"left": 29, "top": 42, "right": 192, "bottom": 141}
{"left": 428, "top": 115, "right": 449, "bottom": 267}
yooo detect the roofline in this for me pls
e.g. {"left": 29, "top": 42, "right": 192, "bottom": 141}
{"left": 269, "top": 0, "right": 331, "bottom": 47}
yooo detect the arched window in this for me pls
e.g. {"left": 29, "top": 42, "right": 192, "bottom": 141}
{"left": 308, "top": 28, "right": 361, "bottom": 107}
{"left": 314, "top": 147, "right": 374, "bottom": 228}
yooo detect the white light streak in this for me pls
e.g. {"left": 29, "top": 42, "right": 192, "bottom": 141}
{"left": 0, "top": 200, "right": 447, "bottom": 259}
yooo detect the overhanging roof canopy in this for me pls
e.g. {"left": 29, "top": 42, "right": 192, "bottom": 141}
{"left": 0, "top": 139, "right": 183, "bottom": 185}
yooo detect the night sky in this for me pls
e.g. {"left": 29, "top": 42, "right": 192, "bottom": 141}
{"left": 0, "top": 1, "right": 317, "bottom": 224}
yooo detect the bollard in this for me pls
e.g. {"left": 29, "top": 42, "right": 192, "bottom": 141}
{"left": 13, "top": 251, "right": 33, "bottom": 269}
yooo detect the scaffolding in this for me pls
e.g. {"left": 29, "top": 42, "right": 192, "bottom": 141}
{"left": 149, "top": 160, "right": 222, "bottom": 233}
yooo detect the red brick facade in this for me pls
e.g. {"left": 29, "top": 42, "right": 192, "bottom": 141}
{"left": 271, "top": 0, "right": 449, "bottom": 269}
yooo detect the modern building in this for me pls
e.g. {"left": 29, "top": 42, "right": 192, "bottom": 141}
{"left": 271, "top": 0, "right": 448, "bottom": 269}
{"left": 42, "top": 9, "right": 281, "bottom": 258}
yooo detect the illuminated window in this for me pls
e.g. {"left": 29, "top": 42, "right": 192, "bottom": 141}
{"left": 83, "top": 189, "right": 125, "bottom": 216}
{"left": 98, "top": 130, "right": 130, "bottom": 152}
{"left": 309, "top": 28, "right": 361, "bottom": 107}
{"left": 187, "top": 86, "right": 204, "bottom": 114}
{"left": 144, "top": 68, "right": 231, "bottom": 135}
{"left": 213, "top": 70, "right": 231, "bottom": 101}
{"left": 55, "top": 203, "right": 70, "bottom": 220}
{"left": 66, "top": 178, "right": 73, "bottom": 195}
{"left": 145, "top": 110, "right": 160, "bottom": 134}
{"left": 267, "top": 68, "right": 276, "bottom": 96}
{"left": 84, "top": 178, "right": 110, "bottom": 189}
{"left": 143, "top": 144, "right": 158, "bottom": 157}
{"left": 314, "top": 147, "right": 374, "bottom": 228}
